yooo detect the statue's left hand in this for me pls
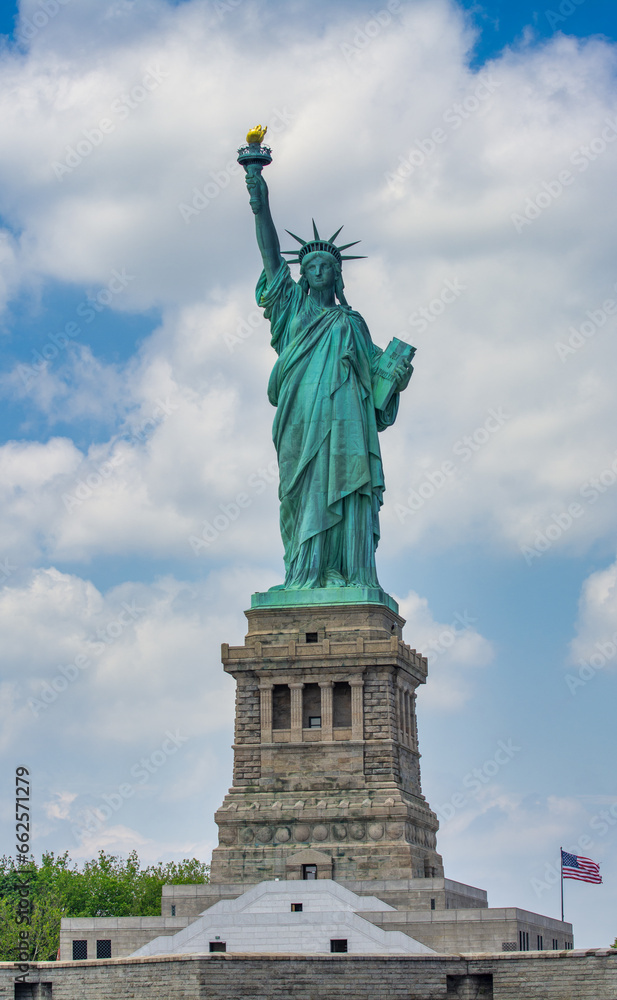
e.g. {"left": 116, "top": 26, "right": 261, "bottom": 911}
{"left": 393, "top": 358, "right": 413, "bottom": 392}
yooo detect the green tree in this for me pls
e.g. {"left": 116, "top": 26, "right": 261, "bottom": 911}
{"left": 0, "top": 861, "right": 65, "bottom": 962}
{"left": 0, "top": 851, "right": 209, "bottom": 961}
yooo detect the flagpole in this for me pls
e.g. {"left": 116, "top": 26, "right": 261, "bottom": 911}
{"left": 560, "top": 846, "right": 564, "bottom": 923}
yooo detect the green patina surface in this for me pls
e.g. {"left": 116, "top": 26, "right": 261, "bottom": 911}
{"left": 250, "top": 586, "right": 399, "bottom": 614}
{"left": 240, "top": 140, "right": 414, "bottom": 607}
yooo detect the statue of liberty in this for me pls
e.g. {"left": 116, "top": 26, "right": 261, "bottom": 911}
{"left": 240, "top": 129, "right": 414, "bottom": 598}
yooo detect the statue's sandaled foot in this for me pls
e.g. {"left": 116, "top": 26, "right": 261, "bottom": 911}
{"left": 268, "top": 584, "right": 286, "bottom": 592}
{"left": 323, "top": 570, "right": 346, "bottom": 588}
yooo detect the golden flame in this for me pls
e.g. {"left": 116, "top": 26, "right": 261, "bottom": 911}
{"left": 246, "top": 125, "right": 267, "bottom": 144}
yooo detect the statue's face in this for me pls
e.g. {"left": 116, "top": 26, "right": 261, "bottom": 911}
{"left": 302, "top": 253, "right": 337, "bottom": 292}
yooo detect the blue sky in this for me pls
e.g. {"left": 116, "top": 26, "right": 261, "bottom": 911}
{"left": 0, "top": 0, "right": 616, "bottom": 950}
{"left": 461, "top": 0, "right": 617, "bottom": 63}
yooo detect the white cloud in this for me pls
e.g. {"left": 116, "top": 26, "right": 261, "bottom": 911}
{"left": 43, "top": 790, "right": 78, "bottom": 822}
{"left": 0, "top": 566, "right": 242, "bottom": 759}
{"left": 0, "top": 437, "right": 84, "bottom": 583}
{"left": 397, "top": 589, "right": 493, "bottom": 710}
{"left": 568, "top": 557, "right": 617, "bottom": 670}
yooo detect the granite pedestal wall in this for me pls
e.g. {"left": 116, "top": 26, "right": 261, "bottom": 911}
{"left": 58, "top": 916, "right": 190, "bottom": 964}
{"left": 160, "top": 876, "right": 487, "bottom": 919}
{"left": 211, "top": 602, "right": 444, "bottom": 884}
{"left": 3, "top": 950, "right": 616, "bottom": 1000}
{"left": 60, "top": 879, "right": 572, "bottom": 961}
{"left": 362, "top": 905, "right": 572, "bottom": 954}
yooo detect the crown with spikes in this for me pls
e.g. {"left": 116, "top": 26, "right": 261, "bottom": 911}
{"left": 282, "top": 220, "right": 366, "bottom": 267}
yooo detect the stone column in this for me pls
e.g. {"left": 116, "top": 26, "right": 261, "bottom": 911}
{"left": 319, "top": 680, "right": 333, "bottom": 741}
{"left": 404, "top": 691, "right": 411, "bottom": 745}
{"left": 350, "top": 677, "right": 364, "bottom": 741}
{"left": 396, "top": 680, "right": 405, "bottom": 744}
{"left": 259, "top": 681, "right": 273, "bottom": 744}
{"left": 289, "top": 682, "right": 304, "bottom": 742}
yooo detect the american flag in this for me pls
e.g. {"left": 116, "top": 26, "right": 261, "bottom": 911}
{"left": 561, "top": 850, "right": 602, "bottom": 884}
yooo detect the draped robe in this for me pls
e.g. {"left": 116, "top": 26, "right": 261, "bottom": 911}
{"left": 257, "top": 262, "right": 399, "bottom": 590}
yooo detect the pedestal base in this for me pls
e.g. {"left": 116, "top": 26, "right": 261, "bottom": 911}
{"left": 251, "top": 586, "right": 399, "bottom": 614}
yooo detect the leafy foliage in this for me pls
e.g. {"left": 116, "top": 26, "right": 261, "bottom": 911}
{"left": 0, "top": 851, "right": 209, "bottom": 961}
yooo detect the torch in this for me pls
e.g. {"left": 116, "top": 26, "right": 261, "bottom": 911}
{"left": 237, "top": 125, "right": 272, "bottom": 212}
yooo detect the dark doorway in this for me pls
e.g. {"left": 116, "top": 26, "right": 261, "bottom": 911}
{"left": 302, "top": 684, "right": 321, "bottom": 729}
{"left": 272, "top": 684, "right": 291, "bottom": 729}
{"left": 333, "top": 682, "right": 351, "bottom": 727}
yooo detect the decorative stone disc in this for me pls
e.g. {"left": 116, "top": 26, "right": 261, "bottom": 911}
{"left": 294, "top": 824, "right": 310, "bottom": 842}
{"left": 386, "top": 822, "right": 404, "bottom": 839}
{"left": 312, "top": 824, "right": 329, "bottom": 841}
{"left": 275, "top": 827, "right": 291, "bottom": 842}
{"left": 367, "top": 822, "right": 384, "bottom": 840}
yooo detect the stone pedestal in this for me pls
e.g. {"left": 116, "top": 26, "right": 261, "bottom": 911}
{"left": 211, "top": 601, "right": 444, "bottom": 884}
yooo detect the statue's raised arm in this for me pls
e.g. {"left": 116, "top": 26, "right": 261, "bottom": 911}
{"left": 237, "top": 127, "right": 283, "bottom": 284}
{"left": 245, "top": 168, "right": 283, "bottom": 285}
